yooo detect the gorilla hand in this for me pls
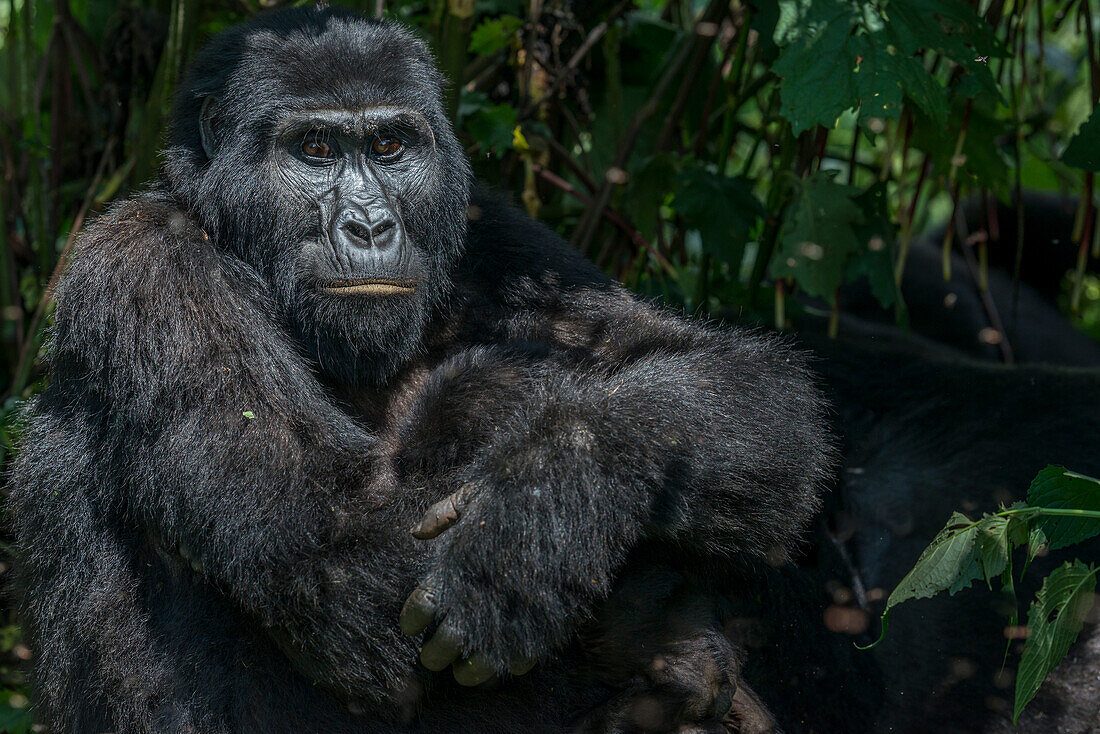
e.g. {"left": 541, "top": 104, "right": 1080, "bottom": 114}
{"left": 571, "top": 565, "right": 781, "bottom": 734}
{"left": 399, "top": 479, "right": 544, "bottom": 685}
{"left": 398, "top": 410, "right": 643, "bottom": 687}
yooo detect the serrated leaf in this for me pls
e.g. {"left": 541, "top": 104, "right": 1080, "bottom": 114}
{"left": 672, "top": 167, "right": 763, "bottom": 265}
{"left": 1014, "top": 561, "right": 1098, "bottom": 722}
{"left": 883, "top": 512, "right": 985, "bottom": 611}
{"left": 469, "top": 15, "right": 523, "bottom": 56}
{"left": 954, "top": 57, "right": 1004, "bottom": 103}
{"left": 976, "top": 515, "right": 1013, "bottom": 583}
{"left": 850, "top": 36, "right": 905, "bottom": 121}
{"left": 1063, "top": 106, "right": 1100, "bottom": 172}
{"left": 1026, "top": 466, "right": 1100, "bottom": 550}
{"left": 771, "top": 171, "right": 864, "bottom": 298}
{"left": 883, "top": 0, "right": 1001, "bottom": 58}
{"left": 773, "top": 4, "right": 858, "bottom": 133}
{"left": 887, "top": 52, "right": 948, "bottom": 127}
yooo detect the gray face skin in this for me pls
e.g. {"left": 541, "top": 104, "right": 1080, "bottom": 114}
{"left": 270, "top": 106, "right": 437, "bottom": 297}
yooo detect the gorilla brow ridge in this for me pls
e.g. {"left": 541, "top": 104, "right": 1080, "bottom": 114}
{"left": 289, "top": 107, "right": 438, "bottom": 152}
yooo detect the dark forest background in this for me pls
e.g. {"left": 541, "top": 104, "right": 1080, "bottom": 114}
{"left": 1, "top": 0, "right": 1099, "bottom": 728}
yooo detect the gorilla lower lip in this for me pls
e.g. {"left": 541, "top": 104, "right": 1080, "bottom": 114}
{"left": 322, "top": 279, "right": 417, "bottom": 296}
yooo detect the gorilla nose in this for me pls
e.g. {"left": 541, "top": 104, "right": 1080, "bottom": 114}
{"left": 340, "top": 214, "right": 398, "bottom": 250}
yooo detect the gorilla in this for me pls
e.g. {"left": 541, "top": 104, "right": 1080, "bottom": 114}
{"left": 836, "top": 237, "right": 1100, "bottom": 367}
{"left": 740, "top": 328, "right": 1100, "bottom": 733}
{"left": 9, "top": 8, "right": 829, "bottom": 733}
{"left": 835, "top": 192, "right": 1100, "bottom": 367}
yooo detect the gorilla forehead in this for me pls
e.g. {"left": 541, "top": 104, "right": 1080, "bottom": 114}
{"left": 191, "top": 8, "right": 444, "bottom": 122}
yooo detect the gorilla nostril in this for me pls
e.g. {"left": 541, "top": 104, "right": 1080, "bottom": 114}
{"left": 342, "top": 220, "right": 373, "bottom": 246}
{"left": 341, "top": 217, "right": 397, "bottom": 249}
{"left": 372, "top": 219, "right": 395, "bottom": 238}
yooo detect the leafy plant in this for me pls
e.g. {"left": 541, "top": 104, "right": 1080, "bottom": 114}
{"left": 862, "top": 465, "right": 1100, "bottom": 722}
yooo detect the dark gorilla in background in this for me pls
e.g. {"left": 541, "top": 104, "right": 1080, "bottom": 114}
{"left": 9, "top": 8, "right": 830, "bottom": 733}
{"left": 836, "top": 193, "right": 1100, "bottom": 367}
{"left": 747, "top": 333, "right": 1100, "bottom": 733}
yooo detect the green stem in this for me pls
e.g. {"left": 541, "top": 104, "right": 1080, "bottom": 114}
{"left": 996, "top": 507, "right": 1100, "bottom": 520}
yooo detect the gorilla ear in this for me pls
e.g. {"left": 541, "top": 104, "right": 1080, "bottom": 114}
{"left": 199, "top": 96, "right": 221, "bottom": 159}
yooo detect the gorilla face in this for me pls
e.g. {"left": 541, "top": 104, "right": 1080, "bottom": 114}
{"left": 163, "top": 9, "right": 472, "bottom": 385}
{"left": 273, "top": 106, "right": 435, "bottom": 296}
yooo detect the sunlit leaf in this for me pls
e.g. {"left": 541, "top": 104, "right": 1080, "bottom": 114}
{"left": 885, "top": 512, "right": 985, "bottom": 608}
{"left": 1014, "top": 562, "right": 1098, "bottom": 722}
{"left": 1027, "top": 466, "right": 1100, "bottom": 551}
{"left": 469, "top": 15, "right": 523, "bottom": 56}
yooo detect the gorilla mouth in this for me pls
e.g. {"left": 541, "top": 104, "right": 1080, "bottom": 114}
{"left": 321, "top": 278, "right": 418, "bottom": 296}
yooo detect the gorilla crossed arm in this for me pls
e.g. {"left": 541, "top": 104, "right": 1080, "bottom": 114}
{"left": 10, "top": 8, "right": 828, "bottom": 732}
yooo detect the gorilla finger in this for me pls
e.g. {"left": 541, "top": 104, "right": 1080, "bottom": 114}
{"left": 728, "top": 682, "right": 781, "bottom": 734}
{"left": 711, "top": 681, "right": 734, "bottom": 719}
{"left": 410, "top": 482, "right": 477, "bottom": 539}
{"left": 399, "top": 587, "right": 439, "bottom": 636}
{"left": 509, "top": 657, "right": 537, "bottom": 676}
{"left": 419, "top": 626, "right": 463, "bottom": 672}
{"left": 453, "top": 653, "right": 496, "bottom": 687}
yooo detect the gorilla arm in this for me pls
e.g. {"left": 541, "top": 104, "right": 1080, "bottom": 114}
{"left": 22, "top": 196, "right": 428, "bottom": 708}
{"left": 400, "top": 215, "right": 832, "bottom": 682}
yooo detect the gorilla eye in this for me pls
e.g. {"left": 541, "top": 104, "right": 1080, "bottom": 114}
{"left": 301, "top": 137, "right": 336, "bottom": 160}
{"left": 372, "top": 137, "right": 403, "bottom": 159}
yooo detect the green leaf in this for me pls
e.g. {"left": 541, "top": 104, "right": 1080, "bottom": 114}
{"left": 242, "top": 411, "right": 254, "bottom": 419}
{"left": 1063, "top": 106, "right": 1100, "bottom": 172}
{"left": 1026, "top": 466, "right": 1100, "bottom": 550}
{"left": 774, "top": 13, "right": 857, "bottom": 133}
{"left": 850, "top": 36, "right": 906, "bottom": 121}
{"left": 953, "top": 57, "right": 1004, "bottom": 103}
{"left": 1014, "top": 561, "right": 1098, "bottom": 722}
{"left": 624, "top": 153, "right": 680, "bottom": 241}
{"left": 672, "top": 167, "right": 763, "bottom": 266}
{"left": 845, "top": 182, "right": 900, "bottom": 308}
{"left": 465, "top": 102, "right": 519, "bottom": 157}
{"left": 884, "top": 51, "right": 948, "bottom": 127}
{"left": 862, "top": 510, "right": 1005, "bottom": 650}
{"left": 469, "top": 15, "right": 523, "bottom": 56}
{"left": 771, "top": 171, "right": 864, "bottom": 299}
{"left": 975, "top": 515, "right": 1013, "bottom": 583}
{"left": 884, "top": 512, "right": 987, "bottom": 611}
{"left": 883, "top": 0, "right": 1000, "bottom": 59}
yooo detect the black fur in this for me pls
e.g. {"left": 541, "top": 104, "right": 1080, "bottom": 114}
{"left": 10, "top": 8, "right": 830, "bottom": 732}
{"left": 743, "top": 332, "right": 1100, "bottom": 733}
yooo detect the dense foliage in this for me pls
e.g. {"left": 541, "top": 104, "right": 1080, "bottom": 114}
{"left": 1, "top": 0, "right": 1099, "bottom": 728}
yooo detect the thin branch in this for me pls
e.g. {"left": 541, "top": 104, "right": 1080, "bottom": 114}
{"left": 656, "top": 10, "right": 725, "bottom": 151}
{"left": 540, "top": 134, "right": 597, "bottom": 193}
{"left": 534, "top": 164, "right": 673, "bottom": 276}
{"left": 5, "top": 137, "right": 116, "bottom": 403}
{"left": 953, "top": 207, "right": 1015, "bottom": 365}
{"left": 571, "top": 0, "right": 727, "bottom": 254}
{"left": 520, "top": 0, "right": 635, "bottom": 118}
